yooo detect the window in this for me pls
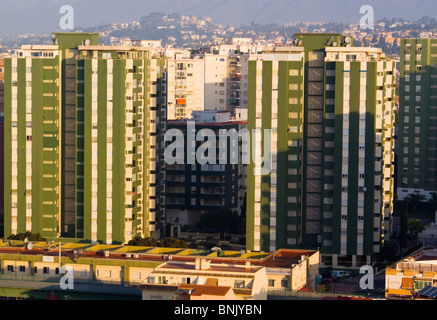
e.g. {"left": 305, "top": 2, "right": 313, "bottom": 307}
{"left": 415, "top": 280, "right": 432, "bottom": 290}
{"left": 43, "top": 267, "right": 49, "bottom": 274}
{"left": 268, "top": 279, "right": 275, "bottom": 287}
{"left": 7, "top": 265, "right": 14, "bottom": 272}
{"left": 19, "top": 266, "right": 26, "bottom": 272}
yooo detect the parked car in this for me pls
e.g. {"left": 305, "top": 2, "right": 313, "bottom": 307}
{"left": 331, "top": 270, "right": 350, "bottom": 279}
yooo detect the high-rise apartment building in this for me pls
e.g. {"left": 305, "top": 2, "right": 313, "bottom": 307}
{"left": 166, "top": 110, "right": 244, "bottom": 228}
{"left": 3, "top": 33, "right": 166, "bottom": 243}
{"left": 246, "top": 34, "right": 396, "bottom": 267}
{"left": 202, "top": 53, "right": 229, "bottom": 112}
{"left": 0, "top": 58, "right": 4, "bottom": 237}
{"left": 397, "top": 38, "right": 437, "bottom": 200}
{"left": 4, "top": 40, "right": 64, "bottom": 240}
{"left": 166, "top": 55, "right": 204, "bottom": 120}
{"left": 75, "top": 41, "right": 167, "bottom": 244}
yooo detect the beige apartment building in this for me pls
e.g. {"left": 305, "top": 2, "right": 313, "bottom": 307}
{"left": 166, "top": 53, "right": 205, "bottom": 120}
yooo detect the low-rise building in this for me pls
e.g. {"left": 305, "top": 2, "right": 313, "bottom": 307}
{"left": 0, "top": 240, "right": 319, "bottom": 300}
{"left": 385, "top": 246, "right": 437, "bottom": 299}
{"left": 139, "top": 258, "right": 268, "bottom": 300}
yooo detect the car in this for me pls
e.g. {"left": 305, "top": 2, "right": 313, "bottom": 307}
{"left": 331, "top": 270, "right": 350, "bottom": 279}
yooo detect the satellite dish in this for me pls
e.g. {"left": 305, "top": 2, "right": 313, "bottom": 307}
{"left": 345, "top": 36, "right": 351, "bottom": 43}
{"left": 333, "top": 42, "right": 338, "bottom": 47}
{"left": 27, "top": 243, "right": 33, "bottom": 250}
{"left": 84, "top": 39, "right": 91, "bottom": 46}
{"left": 24, "top": 238, "right": 28, "bottom": 243}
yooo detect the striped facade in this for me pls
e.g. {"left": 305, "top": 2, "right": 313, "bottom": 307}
{"left": 4, "top": 33, "right": 166, "bottom": 244}
{"left": 4, "top": 46, "right": 61, "bottom": 238}
{"left": 323, "top": 48, "right": 395, "bottom": 265}
{"left": 246, "top": 34, "right": 395, "bottom": 267}
{"left": 246, "top": 48, "right": 305, "bottom": 252}
{"left": 76, "top": 46, "right": 167, "bottom": 244}
{"left": 397, "top": 39, "right": 437, "bottom": 200}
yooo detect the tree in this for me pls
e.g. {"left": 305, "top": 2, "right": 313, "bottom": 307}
{"left": 196, "top": 209, "right": 241, "bottom": 237}
{"left": 160, "top": 237, "right": 188, "bottom": 248}
{"left": 408, "top": 219, "right": 425, "bottom": 247}
{"left": 405, "top": 193, "right": 427, "bottom": 213}
{"left": 127, "top": 235, "right": 188, "bottom": 248}
{"left": 7, "top": 231, "right": 46, "bottom": 241}
{"left": 399, "top": 202, "right": 408, "bottom": 252}
{"left": 379, "top": 241, "right": 400, "bottom": 263}
{"left": 428, "top": 192, "right": 437, "bottom": 212}
{"left": 127, "top": 235, "right": 158, "bottom": 247}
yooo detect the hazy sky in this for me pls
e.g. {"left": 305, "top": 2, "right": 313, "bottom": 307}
{"left": 0, "top": 0, "right": 436, "bottom": 37}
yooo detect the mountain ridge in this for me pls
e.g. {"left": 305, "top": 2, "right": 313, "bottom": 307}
{"left": 0, "top": 0, "right": 436, "bottom": 37}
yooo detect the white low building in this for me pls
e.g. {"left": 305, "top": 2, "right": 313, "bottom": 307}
{"left": 138, "top": 258, "right": 268, "bottom": 300}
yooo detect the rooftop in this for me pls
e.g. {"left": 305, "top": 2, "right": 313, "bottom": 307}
{"left": 177, "top": 283, "right": 232, "bottom": 297}
{"left": 0, "top": 240, "right": 317, "bottom": 269}
{"left": 156, "top": 261, "right": 263, "bottom": 274}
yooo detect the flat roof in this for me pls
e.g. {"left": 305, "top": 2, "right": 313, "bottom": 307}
{"left": 19, "top": 45, "right": 59, "bottom": 50}
{"left": 262, "top": 46, "right": 305, "bottom": 52}
{"left": 0, "top": 240, "right": 317, "bottom": 269}
{"left": 156, "top": 261, "right": 262, "bottom": 274}
{"left": 178, "top": 283, "right": 232, "bottom": 296}
{"left": 78, "top": 45, "right": 155, "bottom": 51}
{"left": 325, "top": 47, "right": 382, "bottom": 53}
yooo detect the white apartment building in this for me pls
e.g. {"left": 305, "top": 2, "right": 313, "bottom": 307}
{"left": 167, "top": 57, "right": 205, "bottom": 119}
{"left": 138, "top": 258, "right": 268, "bottom": 300}
{"left": 202, "top": 53, "right": 228, "bottom": 111}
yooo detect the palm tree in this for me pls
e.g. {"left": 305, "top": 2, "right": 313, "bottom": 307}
{"left": 405, "top": 193, "right": 427, "bottom": 213}
{"left": 399, "top": 202, "right": 408, "bottom": 252}
{"left": 408, "top": 219, "right": 425, "bottom": 247}
{"left": 428, "top": 192, "right": 437, "bottom": 212}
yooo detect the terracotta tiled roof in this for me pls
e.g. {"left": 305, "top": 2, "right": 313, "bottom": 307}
{"left": 178, "top": 284, "right": 231, "bottom": 296}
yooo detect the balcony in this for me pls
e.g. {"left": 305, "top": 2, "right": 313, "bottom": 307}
{"left": 200, "top": 199, "right": 223, "bottom": 206}
{"left": 200, "top": 164, "right": 225, "bottom": 172}
{"left": 200, "top": 187, "right": 224, "bottom": 196}
{"left": 167, "top": 186, "right": 185, "bottom": 194}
